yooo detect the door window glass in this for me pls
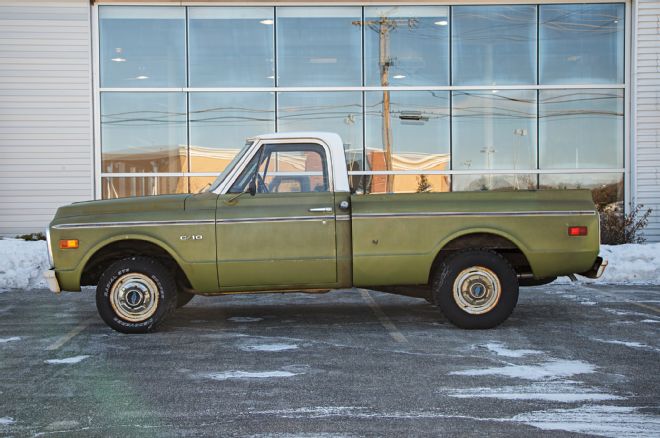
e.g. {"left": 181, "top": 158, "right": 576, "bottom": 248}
{"left": 229, "top": 144, "right": 329, "bottom": 194}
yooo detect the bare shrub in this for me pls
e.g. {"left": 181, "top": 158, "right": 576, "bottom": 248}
{"left": 599, "top": 203, "right": 653, "bottom": 245}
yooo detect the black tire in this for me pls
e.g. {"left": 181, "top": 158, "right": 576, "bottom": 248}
{"left": 432, "top": 250, "right": 519, "bottom": 329}
{"left": 176, "top": 290, "right": 195, "bottom": 308}
{"left": 96, "top": 256, "right": 177, "bottom": 334}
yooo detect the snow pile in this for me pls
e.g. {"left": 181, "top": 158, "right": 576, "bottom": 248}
{"left": 592, "top": 243, "right": 660, "bottom": 285}
{"left": 0, "top": 239, "right": 49, "bottom": 291}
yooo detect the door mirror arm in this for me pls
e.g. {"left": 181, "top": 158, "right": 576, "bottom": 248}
{"left": 225, "top": 177, "right": 257, "bottom": 205}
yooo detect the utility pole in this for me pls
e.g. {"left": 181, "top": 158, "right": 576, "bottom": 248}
{"left": 353, "top": 16, "right": 417, "bottom": 193}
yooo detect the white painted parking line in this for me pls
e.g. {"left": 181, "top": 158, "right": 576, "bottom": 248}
{"left": 45, "top": 318, "right": 95, "bottom": 351}
{"left": 359, "top": 289, "right": 407, "bottom": 343}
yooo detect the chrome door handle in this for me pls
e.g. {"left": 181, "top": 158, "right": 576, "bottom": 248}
{"left": 309, "top": 207, "right": 333, "bottom": 213}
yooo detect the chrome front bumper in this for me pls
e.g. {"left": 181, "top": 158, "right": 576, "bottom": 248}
{"left": 43, "top": 269, "right": 61, "bottom": 294}
{"left": 578, "top": 257, "right": 608, "bottom": 279}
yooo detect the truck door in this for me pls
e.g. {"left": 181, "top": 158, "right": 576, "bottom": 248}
{"left": 216, "top": 141, "right": 338, "bottom": 288}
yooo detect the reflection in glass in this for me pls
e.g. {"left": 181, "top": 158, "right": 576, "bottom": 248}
{"left": 101, "top": 93, "right": 187, "bottom": 173}
{"left": 102, "top": 177, "right": 187, "bottom": 199}
{"left": 452, "top": 90, "right": 537, "bottom": 172}
{"left": 540, "top": 4, "right": 624, "bottom": 84}
{"left": 364, "top": 6, "right": 449, "bottom": 86}
{"left": 453, "top": 174, "right": 537, "bottom": 192}
{"left": 539, "top": 173, "right": 623, "bottom": 209}
{"left": 365, "top": 91, "right": 450, "bottom": 192}
{"left": 189, "top": 176, "right": 217, "bottom": 195}
{"left": 539, "top": 89, "right": 623, "bottom": 169}
{"left": 188, "top": 7, "right": 274, "bottom": 87}
{"left": 189, "top": 93, "right": 275, "bottom": 173}
{"left": 356, "top": 174, "right": 450, "bottom": 194}
{"left": 452, "top": 6, "right": 537, "bottom": 85}
{"left": 99, "top": 7, "right": 185, "bottom": 88}
{"left": 277, "top": 7, "right": 361, "bottom": 86}
{"left": 277, "top": 92, "right": 363, "bottom": 170}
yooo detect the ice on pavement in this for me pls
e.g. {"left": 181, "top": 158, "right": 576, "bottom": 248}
{"left": 227, "top": 317, "right": 263, "bottom": 323}
{"left": 1, "top": 239, "right": 660, "bottom": 291}
{"left": 0, "top": 417, "right": 15, "bottom": 425}
{"left": 44, "top": 355, "right": 90, "bottom": 364}
{"left": 0, "top": 336, "right": 20, "bottom": 344}
{"left": 512, "top": 404, "right": 660, "bottom": 438}
{"left": 240, "top": 343, "right": 299, "bottom": 352}
{"left": 198, "top": 370, "right": 300, "bottom": 380}
{"left": 448, "top": 381, "right": 622, "bottom": 403}
{"left": 450, "top": 359, "right": 596, "bottom": 380}
{"left": 482, "top": 342, "right": 542, "bottom": 358}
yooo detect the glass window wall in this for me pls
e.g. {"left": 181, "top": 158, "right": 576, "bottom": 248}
{"left": 97, "top": 4, "right": 627, "bottom": 200}
{"left": 101, "top": 93, "right": 187, "bottom": 173}
{"left": 189, "top": 92, "right": 275, "bottom": 173}
{"left": 540, "top": 4, "right": 625, "bottom": 84}
{"left": 99, "top": 7, "right": 185, "bottom": 88}
{"left": 452, "top": 5, "right": 537, "bottom": 85}
{"left": 188, "top": 7, "right": 274, "bottom": 87}
{"left": 539, "top": 89, "right": 623, "bottom": 169}
{"left": 452, "top": 90, "right": 537, "bottom": 172}
{"left": 276, "top": 7, "right": 362, "bottom": 86}
{"left": 364, "top": 6, "right": 449, "bottom": 86}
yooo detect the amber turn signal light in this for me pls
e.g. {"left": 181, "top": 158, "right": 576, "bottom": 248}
{"left": 59, "top": 239, "right": 79, "bottom": 249}
{"left": 568, "top": 226, "right": 588, "bottom": 237}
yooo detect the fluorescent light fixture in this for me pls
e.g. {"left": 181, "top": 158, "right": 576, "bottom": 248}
{"left": 393, "top": 74, "right": 406, "bottom": 79}
{"left": 491, "top": 89, "right": 499, "bottom": 93}
{"left": 310, "top": 58, "right": 337, "bottom": 64}
{"left": 260, "top": 19, "right": 273, "bottom": 25}
{"left": 434, "top": 20, "right": 448, "bottom": 26}
{"left": 266, "top": 75, "right": 275, "bottom": 79}
{"left": 111, "top": 57, "right": 126, "bottom": 62}
{"left": 135, "top": 75, "right": 149, "bottom": 80}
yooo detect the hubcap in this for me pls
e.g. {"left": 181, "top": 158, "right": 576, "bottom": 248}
{"left": 452, "top": 266, "right": 501, "bottom": 315}
{"left": 109, "top": 273, "right": 159, "bottom": 322}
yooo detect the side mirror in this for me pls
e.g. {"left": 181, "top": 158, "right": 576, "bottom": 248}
{"left": 248, "top": 179, "right": 257, "bottom": 196}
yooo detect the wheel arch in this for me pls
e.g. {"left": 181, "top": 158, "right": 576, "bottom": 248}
{"left": 79, "top": 235, "right": 193, "bottom": 290}
{"left": 428, "top": 228, "right": 534, "bottom": 284}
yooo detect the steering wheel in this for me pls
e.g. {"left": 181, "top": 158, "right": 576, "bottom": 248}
{"left": 255, "top": 173, "right": 269, "bottom": 193}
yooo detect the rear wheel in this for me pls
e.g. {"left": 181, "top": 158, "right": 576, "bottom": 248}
{"left": 432, "top": 250, "right": 519, "bottom": 329}
{"left": 96, "top": 257, "right": 177, "bottom": 334}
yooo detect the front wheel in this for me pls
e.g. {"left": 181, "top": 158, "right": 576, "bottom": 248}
{"left": 96, "top": 257, "right": 177, "bottom": 334}
{"left": 432, "top": 250, "right": 519, "bottom": 329}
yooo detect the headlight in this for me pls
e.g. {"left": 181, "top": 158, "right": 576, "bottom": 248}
{"left": 46, "top": 228, "right": 54, "bottom": 268}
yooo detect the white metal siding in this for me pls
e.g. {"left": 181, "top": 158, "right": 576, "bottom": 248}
{"left": 635, "top": 0, "right": 660, "bottom": 241}
{"left": 0, "top": 0, "right": 92, "bottom": 236}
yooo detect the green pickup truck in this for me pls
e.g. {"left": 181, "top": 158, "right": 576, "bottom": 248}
{"left": 44, "top": 132, "right": 606, "bottom": 333}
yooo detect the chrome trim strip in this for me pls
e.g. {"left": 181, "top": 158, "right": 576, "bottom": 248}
{"left": 353, "top": 211, "right": 597, "bottom": 219}
{"left": 52, "top": 219, "right": 216, "bottom": 230}
{"left": 218, "top": 215, "right": 334, "bottom": 224}
{"left": 45, "top": 228, "right": 54, "bottom": 268}
{"left": 336, "top": 215, "right": 351, "bottom": 221}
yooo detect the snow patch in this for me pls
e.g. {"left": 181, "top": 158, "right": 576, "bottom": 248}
{"left": 641, "top": 319, "right": 659, "bottom": 323}
{"left": 594, "top": 339, "right": 656, "bottom": 351}
{"left": 513, "top": 404, "right": 660, "bottom": 438}
{"left": 0, "top": 417, "right": 15, "bottom": 425}
{"left": 448, "top": 382, "right": 622, "bottom": 403}
{"left": 199, "top": 370, "right": 300, "bottom": 380}
{"left": 241, "top": 343, "right": 298, "bottom": 352}
{"left": 483, "top": 342, "right": 541, "bottom": 358}
{"left": 0, "top": 240, "right": 49, "bottom": 290}
{"left": 0, "top": 337, "right": 20, "bottom": 344}
{"left": 450, "top": 359, "right": 596, "bottom": 380}
{"left": 569, "top": 243, "right": 660, "bottom": 285}
{"left": 228, "top": 317, "right": 263, "bottom": 323}
{"left": 45, "top": 355, "right": 89, "bottom": 364}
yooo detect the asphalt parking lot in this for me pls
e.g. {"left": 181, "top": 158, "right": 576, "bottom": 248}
{"left": 1, "top": 284, "right": 659, "bottom": 437}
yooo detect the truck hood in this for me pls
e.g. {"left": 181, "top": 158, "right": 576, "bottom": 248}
{"left": 54, "top": 194, "right": 191, "bottom": 219}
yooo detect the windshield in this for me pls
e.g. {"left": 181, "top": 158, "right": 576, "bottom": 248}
{"left": 208, "top": 141, "right": 254, "bottom": 192}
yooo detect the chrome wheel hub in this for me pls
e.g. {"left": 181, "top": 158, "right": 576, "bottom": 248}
{"left": 110, "top": 273, "right": 159, "bottom": 322}
{"left": 452, "top": 266, "right": 501, "bottom": 315}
